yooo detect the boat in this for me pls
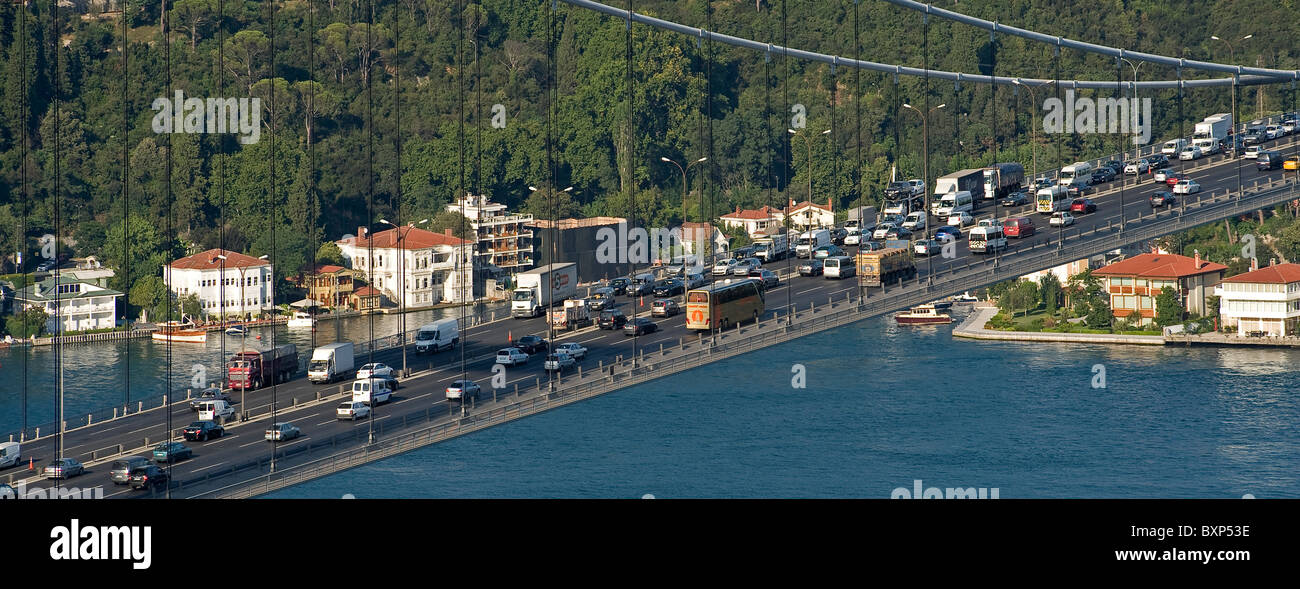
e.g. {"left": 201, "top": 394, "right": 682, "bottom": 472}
{"left": 225, "top": 324, "right": 248, "bottom": 336}
{"left": 952, "top": 291, "right": 980, "bottom": 303}
{"left": 151, "top": 320, "right": 208, "bottom": 343}
{"left": 287, "top": 311, "right": 315, "bottom": 329}
{"left": 926, "top": 300, "right": 954, "bottom": 311}
{"left": 895, "top": 304, "right": 953, "bottom": 325}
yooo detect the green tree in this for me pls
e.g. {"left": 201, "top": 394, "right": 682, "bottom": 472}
{"left": 128, "top": 275, "right": 169, "bottom": 323}
{"left": 102, "top": 214, "right": 177, "bottom": 296}
{"left": 315, "top": 241, "right": 344, "bottom": 267}
{"left": 425, "top": 210, "right": 475, "bottom": 241}
{"left": 1155, "top": 286, "right": 1184, "bottom": 327}
{"left": 1038, "top": 273, "right": 1063, "bottom": 315}
{"left": 1085, "top": 298, "right": 1113, "bottom": 330}
{"left": 520, "top": 186, "right": 581, "bottom": 220}
{"left": 5, "top": 307, "right": 48, "bottom": 339}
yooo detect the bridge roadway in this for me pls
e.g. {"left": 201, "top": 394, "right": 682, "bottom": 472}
{"left": 4, "top": 133, "right": 1298, "bottom": 497}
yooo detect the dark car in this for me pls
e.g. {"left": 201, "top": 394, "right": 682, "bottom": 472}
{"left": 1069, "top": 198, "right": 1097, "bottom": 214}
{"left": 627, "top": 279, "right": 656, "bottom": 297}
{"left": 1148, "top": 154, "right": 1170, "bottom": 169}
{"left": 798, "top": 259, "right": 824, "bottom": 276}
{"left": 189, "top": 387, "right": 232, "bottom": 411}
{"left": 151, "top": 441, "right": 193, "bottom": 464}
{"left": 858, "top": 241, "right": 887, "bottom": 252}
{"left": 623, "top": 317, "right": 659, "bottom": 336}
{"left": 129, "top": 465, "right": 169, "bottom": 491}
{"left": 1243, "top": 127, "right": 1266, "bottom": 145}
{"left": 598, "top": 308, "right": 628, "bottom": 330}
{"left": 651, "top": 299, "right": 680, "bottom": 317}
{"left": 588, "top": 290, "right": 615, "bottom": 311}
{"left": 747, "top": 268, "right": 780, "bottom": 289}
{"left": 999, "top": 191, "right": 1030, "bottom": 207}
{"left": 652, "top": 279, "right": 685, "bottom": 298}
{"left": 829, "top": 228, "right": 848, "bottom": 246}
{"left": 1256, "top": 150, "right": 1284, "bottom": 171}
{"left": 111, "top": 457, "right": 151, "bottom": 485}
{"left": 1091, "top": 167, "right": 1116, "bottom": 184}
{"left": 1149, "top": 191, "right": 1177, "bottom": 208}
{"left": 514, "top": 335, "right": 548, "bottom": 354}
{"left": 607, "top": 277, "right": 631, "bottom": 296}
{"left": 934, "top": 226, "right": 963, "bottom": 242}
{"left": 182, "top": 420, "right": 225, "bottom": 442}
{"left": 730, "top": 245, "right": 759, "bottom": 260}
{"left": 1102, "top": 160, "right": 1125, "bottom": 176}
{"left": 884, "top": 227, "right": 913, "bottom": 240}
{"left": 1065, "top": 184, "right": 1090, "bottom": 198}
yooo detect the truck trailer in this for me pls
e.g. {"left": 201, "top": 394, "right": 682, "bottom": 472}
{"left": 511, "top": 263, "right": 578, "bottom": 318}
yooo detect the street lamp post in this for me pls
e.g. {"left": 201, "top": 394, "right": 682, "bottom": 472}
{"left": 214, "top": 253, "right": 267, "bottom": 420}
{"left": 1211, "top": 34, "right": 1253, "bottom": 198}
{"left": 528, "top": 185, "right": 573, "bottom": 390}
{"left": 788, "top": 128, "right": 831, "bottom": 213}
{"left": 378, "top": 217, "right": 429, "bottom": 378}
{"left": 659, "top": 156, "right": 708, "bottom": 225}
{"left": 1012, "top": 80, "right": 1055, "bottom": 184}
{"left": 901, "top": 102, "right": 946, "bottom": 284}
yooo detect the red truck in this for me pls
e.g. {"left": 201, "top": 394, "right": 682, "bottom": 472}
{"left": 226, "top": 344, "right": 299, "bottom": 390}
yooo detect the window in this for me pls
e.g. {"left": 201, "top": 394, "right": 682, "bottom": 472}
{"left": 1139, "top": 296, "right": 1153, "bottom": 309}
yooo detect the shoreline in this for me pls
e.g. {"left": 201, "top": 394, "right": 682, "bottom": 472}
{"left": 951, "top": 306, "right": 1166, "bottom": 345}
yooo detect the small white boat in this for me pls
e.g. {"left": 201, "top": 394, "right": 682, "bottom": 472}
{"left": 895, "top": 304, "right": 953, "bottom": 325}
{"left": 152, "top": 320, "right": 208, "bottom": 343}
{"left": 287, "top": 311, "right": 315, "bottom": 329}
{"left": 225, "top": 325, "right": 248, "bottom": 336}
{"left": 952, "top": 291, "right": 980, "bottom": 303}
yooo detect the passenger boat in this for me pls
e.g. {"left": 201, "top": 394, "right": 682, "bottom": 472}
{"left": 287, "top": 311, "right": 315, "bottom": 329}
{"left": 895, "top": 304, "right": 953, "bottom": 325}
{"left": 151, "top": 321, "right": 208, "bottom": 343}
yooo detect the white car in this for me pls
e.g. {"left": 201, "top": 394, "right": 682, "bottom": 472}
{"left": 554, "top": 342, "right": 588, "bottom": 360}
{"left": 1172, "top": 179, "right": 1201, "bottom": 195}
{"left": 947, "top": 211, "right": 974, "bottom": 227}
{"left": 357, "top": 363, "right": 394, "bottom": 379}
{"left": 543, "top": 352, "right": 576, "bottom": 372}
{"left": 731, "top": 258, "right": 761, "bottom": 276}
{"left": 336, "top": 401, "right": 371, "bottom": 421}
{"left": 444, "top": 380, "right": 481, "bottom": 402}
{"left": 1282, "top": 119, "right": 1298, "bottom": 135}
{"left": 1265, "top": 125, "right": 1283, "bottom": 140}
{"left": 1124, "top": 160, "right": 1149, "bottom": 175}
{"left": 496, "top": 347, "right": 529, "bottom": 366}
{"left": 685, "top": 273, "right": 707, "bottom": 289}
{"left": 843, "top": 230, "right": 862, "bottom": 246}
{"left": 1154, "top": 169, "right": 1171, "bottom": 182}
{"left": 711, "top": 258, "right": 738, "bottom": 276}
{"left": 976, "top": 218, "right": 998, "bottom": 230}
{"left": 265, "top": 422, "right": 301, "bottom": 441}
{"left": 1049, "top": 211, "right": 1075, "bottom": 227}
{"left": 1243, "top": 145, "right": 1262, "bottom": 159}
{"left": 872, "top": 222, "right": 898, "bottom": 240}
{"left": 1178, "top": 146, "right": 1201, "bottom": 161}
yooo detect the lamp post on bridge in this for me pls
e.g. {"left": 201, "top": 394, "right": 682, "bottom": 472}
{"left": 378, "top": 217, "right": 429, "bottom": 379}
{"left": 529, "top": 185, "right": 573, "bottom": 389}
{"left": 901, "top": 102, "right": 945, "bottom": 284}
{"left": 660, "top": 156, "right": 708, "bottom": 226}
{"left": 789, "top": 128, "right": 831, "bottom": 209}
{"left": 1011, "top": 80, "right": 1054, "bottom": 187}
{"left": 214, "top": 253, "right": 268, "bottom": 420}
{"left": 1211, "top": 34, "right": 1253, "bottom": 200}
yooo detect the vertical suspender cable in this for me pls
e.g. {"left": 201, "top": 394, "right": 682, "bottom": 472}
{"left": 52, "top": 0, "right": 65, "bottom": 493}
{"left": 394, "top": 0, "right": 404, "bottom": 375}
{"left": 780, "top": 0, "right": 790, "bottom": 326}
{"left": 268, "top": 0, "right": 280, "bottom": 467}
{"left": 457, "top": 0, "right": 467, "bottom": 391}
{"left": 217, "top": 0, "right": 225, "bottom": 392}
{"left": 122, "top": 0, "right": 133, "bottom": 408}
{"left": 1116, "top": 56, "right": 1125, "bottom": 233}
{"left": 626, "top": 0, "right": 636, "bottom": 364}
{"left": 366, "top": 0, "right": 376, "bottom": 439}
{"left": 990, "top": 29, "right": 998, "bottom": 254}
{"left": 19, "top": 0, "right": 29, "bottom": 440}
{"left": 163, "top": 0, "right": 174, "bottom": 498}
{"left": 309, "top": 0, "right": 320, "bottom": 349}
{"left": 854, "top": 0, "right": 861, "bottom": 209}
{"left": 1054, "top": 43, "right": 1064, "bottom": 246}
{"left": 923, "top": 9, "right": 931, "bottom": 282}
{"left": 546, "top": 0, "right": 558, "bottom": 393}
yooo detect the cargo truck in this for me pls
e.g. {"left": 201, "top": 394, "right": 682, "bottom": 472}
{"left": 1193, "top": 113, "right": 1232, "bottom": 155}
{"left": 307, "top": 342, "right": 355, "bottom": 384}
{"left": 933, "top": 169, "right": 985, "bottom": 199}
{"left": 550, "top": 298, "right": 594, "bottom": 331}
{"left": 982, "top": 163, "right": 1025, "bottom": 199}
{"left": 227, "top": 344, "right": 299, "bottom": 390}
{"left": 511, "top": 263, "right": 578, "bottom": 318}
{"left": 856, "top": 248, "right": 916, "bottom": 287}
{"left": 752, "top": 233, "right": 789, "bottom": 262}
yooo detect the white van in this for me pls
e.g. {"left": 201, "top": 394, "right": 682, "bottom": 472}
{"left": 414, "top": 318, "right": 459, "bottom": 354}
{"left": 1036, "top": 185, "right": 1071, "bottom": 214}
{"left": 1161, "top": 138, "right": 1188, "bottom": 155}
{"left": 197, "top": 400, "right": 235, "bottom": 423}
{"left": 1059, "top": 162, "right": 1094, "bottom": 187}
{"left": 794, "top": 229, "right": 831, "bottom": 258}
{"left": 902, "top": 211, "right": 927, "bottom": 231}
{"left": 968, "top": 226, "right": 1007, "bottom": 254}
{"left": 351, "top": 378, "right": 394, "bottom": 406}
{"left": 933, "top": 191, "right": 973, "bottom": 217}
{"left": 0, "top": 441, "right": 19, "bottom": 469}
{"left": 823, "top": 256, "right": 857, "bottom": 279}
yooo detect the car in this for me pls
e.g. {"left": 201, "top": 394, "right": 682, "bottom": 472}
{"left": 1049, "top": 211, "right": 1075, "bottom": 227}
{"left": 588, "top": 291, "right": 615, "bottom": 311}
{"left": 1102, "top": 160, "right": 1126, "bottom": 176}
{"left": 933, "top": 226, "right": 962, "bottom": 242}
{"left": 188, "top": 387, "right": 231, "bottom": 411}
{"left": 1243, "top": 127, "right": 1266, "bottom": 145}
{"left": 731, "top": 258, "right": 761, "bottom": 276}
{"left": 182, "top": 420, "right": 225, "bottom": 442}
{"left": 748, "top": 268, "right": 779, "bottom": 289}
{"left": 1172, "top": 179, "right": 1201, "bottom": 195}
{"left": 1242, "top": 145, "right": 1262, "bottom": 159}
{"left": 1033, "top": 177, "right": 1054, "bottom": 190}
{"left": 872, "top": 222, "right": 899, "bottom": 240}
{"left": 730, "top": 245, "right": 759, "bottom": 260}
{"left": 515, "top": 335, "right": 548, "bottom": 354}
{"left": 1091, "top": 167, "right": 1117, "bottom": 183}
{"left": 1265, "top": 125, "right": 1283, "bottom": 140}
{"left": 684, "top": 272, "right": 707, "bottom": 289}
{"left": 627, "top": 279, "right": 656, "bottom": 297}
{"left": 1065, "top": 184, "right": 1091, "bottom": 199}
{"left": 554, "top": 342, "right": 588, "bottom": 360}
{"left": 843, "top": 229, "right": 863, "bottom": 246}
{"left": 1179, "top": 145, "right": 1202, "bottom": 161}
{"left": 1282, "top": 117, "right": 1298, "bottom": 135}
{"left": 151, "top": 441, "right": 193, "bottom": 463}
{"left": 652, "top": 279, "right": 685, "bottom": 298}
{"left": 264, "top": 422, "right": 301, "bottom": 441}
{"left": 1164, "top": 173, "right": 1185, "bottom": 186}
{"left": 42, "top": 458, "right": 85, "bottom": 480}
{"left": 607, "top": 277, "right": 631, "bottom": 295}
{"left": 1153, "top": 169, "right": 1172, "bottom": 183}
{"left": 623, "top": 317, "right": 659, "bottom": 336}
{"left": 444, "top": 380, "right": 482, "bottom": 402}
{"left": 712, "top": 258, "right": 739, "bottom": 276}
{"left": 36, "top": 260, "right": 58, "bottom": 272}
{"left": 829, "top": 227, "right": 849, "bottom": 245}
{"left": 913, "top": 239, "right": 941, "bottom": 256}
{"left": 947, "top": 211, "right": 974, "bottom": 227}
{"left": 1069, "top": 199, "right": 1097, "bottom": 214}
{"left": 1148, "top": 154, "right": 1170, "bottom": 169}
{"left": 812, "top": 245, "right": 844, "bottom": 260}
{"left": 495, "top": 347, "right": 529, "bottom": 366}
{"left": 543, "top": 353, "right": 576, "bottom": 372}
{"left": 1000, "top": 191, "right": 1030, "bottom": 207}
{"left": 128, "top": 465, "right": 168, "bottom": 491}
{"left": 1149, "top": 191, "right": 1177, "bottom": 207}
{"left": 798, "top": 259, "right": 824, "bottom": 276}
{"left": 336, "top": 401, "right": 371, "bottom": 420}
{"left": 858, "top": 241, "right": 887, "bottom": 252}
{"left": 1002, "top": 216, "right": 1036, "bottom": 238}
{"left": 111, "top": 457, "right": 151, "bottom": 485}
{"left": 884, "top": 227, "right": 913, "bottom": 240}
{"left": 357, "top": 363, "right": 394, "bottom": 380}
{"left": 598, "top": 308, "right": 628, "bottom": 330}
{"left": 651, "top": 298, "right": 680, "bottom": 317}
{"left": 1124, "top": 159, "right": 1150, "bottom": 175}
{"left": 1285, "top": 157, "right": 1300, "bottom": 171}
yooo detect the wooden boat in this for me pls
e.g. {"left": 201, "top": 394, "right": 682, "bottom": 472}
{"left": 895, "top": 304, "right": 953, "bottom": 325}
{"left": 152, "top": 321, "right": 208, "bottom": 343}
{"left": 287, "top": 311, "right": 315, "bottom": 329}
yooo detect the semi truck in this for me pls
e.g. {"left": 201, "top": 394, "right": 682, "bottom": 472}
{"left": 307, "top": 342, "right": 355, "bottom": 384}
{"left": 982, "top": 163, "right": 1025, "bottom": 199}
{"left": 752, "top": 233, "right": 789, "bottom": 262}
{"left": 227, "top": 344, "right": 299, "bottom": 390}
{"left": 934, "top": 169, "right": 985, "bottom": 199}
{"left": 550, "top": 298, "right": 594, "bottom": 331}
{"left": 511, "top": 262, "right": 578, "bottom": 318}
{"left": 1193, "top": 113, "right": 1232, "bottom": 154}
{"left": 856, "top": 248, "right": 916, "bottom": 287}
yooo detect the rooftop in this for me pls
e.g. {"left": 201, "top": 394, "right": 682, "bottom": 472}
{"left": 14, "top": 277, "right": 122, "bottom": 302}
{"left": 169, "top": 248, "right": 270, "bottom": 270}
{"left": 1094, "top": 253, "right": 1227, "bottom": 279}
{"left": 531, "top": 216, "right": 628, "bottom": 229}
{"left": 339, "top": 226, "right": 472, "bottom": 249}
{"left": 1220, "top": 262, "right": 1300, "bottom": 284}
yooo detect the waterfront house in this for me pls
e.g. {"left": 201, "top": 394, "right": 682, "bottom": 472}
{"left": 448, "top": 194, "right": 535, "bottom": 274}
{"left": 348, "top": 285, "right": 384, "bottom": 311}
{"left": 1093, "top": 251, "right": 1226, "bottom": 324}
{"left": 165, "top": 249, "right": 274, "bottom": 319}
{"left": 13, "top": 277, "right": 122, "bottom": 333}
{"left": 336, "top": 226, "right": 476, "bottom": 306}
{"left": 1214, "top": 261, "right": 1300, "bottom": 337}
{"left": 292, "top": 265, "right": 358, "bottom": 309}
{"left": 784, "top": 198, "right": 836, "bottom": 230}
{"left": 718, "top": 206, "right": 784, "bottom": 237}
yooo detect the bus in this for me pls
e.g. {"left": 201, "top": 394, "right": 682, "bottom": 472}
{"left": 685, "top": 279, "right": 765, "bottom": 330}
{"left": 1036, "top": 185, "right": 1069, "bottom": 214}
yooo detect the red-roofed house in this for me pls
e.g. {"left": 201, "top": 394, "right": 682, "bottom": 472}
{"left": 349, "top": 286, "right": 383, "bottom": 311}
{"left": 337, "top": 226, "right": 476, "bottom": 305}
{"left": 718, "top": 206, "right": 784, "bottom": 237}
{"left": 785, "top": 198, "right": 835, "bottom": 230}
{"left": 164, "top": 248, "right": 273, "bottom": 318}
{"left": 292, "top": 264, "right": 359, "bottom": 309}
{"left": 1214, "top": 262, "right": 1300, "bottom": 336}
{"left": 1094, "top": 251, "right": 1227, "bottom": 323}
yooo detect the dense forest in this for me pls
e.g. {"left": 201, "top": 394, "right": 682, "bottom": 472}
{"left": 1, "top": 0, "right": 1298, "bottom": 315}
